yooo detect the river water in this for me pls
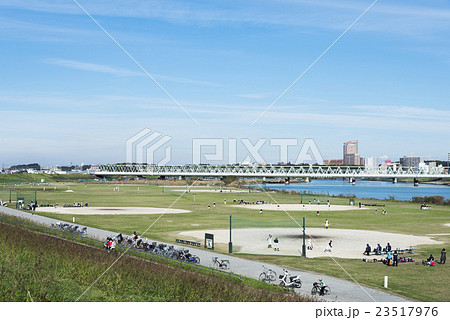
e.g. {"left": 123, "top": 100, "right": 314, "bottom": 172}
{"left": 262, "top": 179, "right": 450, "bottom": 201}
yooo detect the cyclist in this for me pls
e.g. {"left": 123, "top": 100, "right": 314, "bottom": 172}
{"left": 318, "top": 278, "right": 326, "bottom": 296}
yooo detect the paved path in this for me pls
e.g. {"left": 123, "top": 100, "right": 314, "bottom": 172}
{"left": 0, "top": 206, "right": 410, "bottom": 302}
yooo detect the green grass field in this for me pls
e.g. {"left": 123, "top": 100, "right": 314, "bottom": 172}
{"left": 2, "top": 179, "right": 449, "bottom": 301}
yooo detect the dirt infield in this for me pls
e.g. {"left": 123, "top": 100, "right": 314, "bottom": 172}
{"left": 178, "top": 227, "right": 442, "bottom": 259}
{"left": 233, "top": 203, "right": 367, "bottom": 212}
{"left": 35, "top": 207, "right": 190, "bottom": 215}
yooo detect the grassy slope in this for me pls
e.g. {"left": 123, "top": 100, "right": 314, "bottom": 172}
{"left": 4, "top": 180, "right": 450, "bottom": 301}
{"left": 0, "top": 222, "right": 312, "bottom": 302}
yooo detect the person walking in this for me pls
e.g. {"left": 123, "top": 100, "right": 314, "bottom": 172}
{"left": 440, "top": 248, "right": 446, "bottom": 264}
{"left": 307, "top": 235, "right": 313, "bottom": 250}
{"left": 325, "top": 219, "right": 329, "bottom": 229}
{"left": 393, "top": 250, "right": 398, "bottom": 266}
{"left": 274, "top": 237, "right": 279, "bottom": 251}
{"left": 324, "top": 240, "right": 332, "bottom": 252}
{"left": 259, "top": 209, "right": 263, "bottom": 214}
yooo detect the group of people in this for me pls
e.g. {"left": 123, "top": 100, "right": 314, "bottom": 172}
{"left": 424, "top": 249, "right": 446, "bottom": 266}
{"left": 364, "top": 243, "right": 386, "bottom": 255}
{"left": 374, "top": 209, "right": 388, "bottom": 215}
{"left": 234, "top": 199, "right": 270, "bottom": 205}
{"left": 62, "top": 202, "right": 88, "bottom": 207}
{"left": 267, "top": 234, "right": 280, "bottom": 251}
{"left": 363, "top": 242, "right": 402, "bottom": 266}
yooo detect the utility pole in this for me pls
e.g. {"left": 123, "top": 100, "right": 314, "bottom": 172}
{"left": 302, "top": 216, "right": 306, "bottom": 257}
{"left": 228, "top": 215, "right": 233, "bottom": 254}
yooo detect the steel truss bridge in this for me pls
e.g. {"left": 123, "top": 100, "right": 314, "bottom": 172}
{"left": 93, "top": 164, "right": 450, "bottom": 181}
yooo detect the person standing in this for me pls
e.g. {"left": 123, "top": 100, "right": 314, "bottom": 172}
{"left": 393, "top": 250, "right": 398, "bottom": 266}
{"left": 387, "top": 251, "right": 392, "bottom": 266}
{"left": 325, "top": 219, "right": 329, "bottom": 229}
{"left": 307, "top": 235, "right": 313, "bottom": 250}
{"left": 441, "top": 248, "right": 446, "bottom": 264}
{"left": 267, "top": 234, "right": 273, "bottom": 248}
{"left": 274, "top": 237, "right": 279, "bottom": 251}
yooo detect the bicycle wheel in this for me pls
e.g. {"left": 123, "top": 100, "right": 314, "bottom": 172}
{"left": 268, "top": 270, "right": 277, "bottom": 282}
{"left": 311, "top": 286, "right": 318, "bottom": 295}
{"left": 259, "top": 272, "right": 267, "bottom": 282}
{"left": 222, "top": 260, "right": 230, "bottom": 269}
{"left": 323, "top": 286, "right": 331, "bottom": 295}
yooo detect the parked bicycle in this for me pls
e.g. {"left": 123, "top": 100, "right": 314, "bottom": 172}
{"left": 311, "top": 279, "right": 331, "bottom": 296}
{"left": 211, "top": 257, "right": 230, "bottom": 269}
{"left": 259, "top": 265, "right": 277, "bottom": 282}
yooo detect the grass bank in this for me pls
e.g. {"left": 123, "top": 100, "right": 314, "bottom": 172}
{"left": 0, "top": 221, "right": 313, "bottom": 302}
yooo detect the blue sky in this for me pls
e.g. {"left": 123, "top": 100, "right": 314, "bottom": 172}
{"left": 1, "top": 0, "right": 449, "bottom": 166}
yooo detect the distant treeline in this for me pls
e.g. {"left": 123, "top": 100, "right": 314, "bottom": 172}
{"left": 411, "top": 195, "right": 449, "bottom": 205}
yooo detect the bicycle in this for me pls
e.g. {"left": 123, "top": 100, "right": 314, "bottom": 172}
{"left": 212, "top": 257, "right": 230, "bottom": 269}
{"left": 259, "top": 265, "right": 277, "bottom": 282}
{"left": 311, "top": 281, "right": 331, "bottom": 296}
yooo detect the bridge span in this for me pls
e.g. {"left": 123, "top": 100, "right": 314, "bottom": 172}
{"left": 93, "top": 164, "right": 450, "bottom": 181}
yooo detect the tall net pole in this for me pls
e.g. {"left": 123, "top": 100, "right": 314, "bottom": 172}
{"left": 302, "top": 216, "right": 306, "bottom": 257}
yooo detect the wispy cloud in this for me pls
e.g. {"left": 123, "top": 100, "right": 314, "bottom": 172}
{"left": 43, "top": 59, "right": 219, "bottom": 86}
{"left": 44, "top": 58, "right": 142, "bottom": 76}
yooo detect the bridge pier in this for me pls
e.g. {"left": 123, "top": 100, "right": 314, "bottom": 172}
{"left": 285, "top": 177, "right": 290, "bottom": 185}
{"left": 304, "top": 177, "right": 310, "bottom": 183}
{"left": 393, "top": 178, "right": 398, "bottom": 184}
{"left": 349, "top": 177, "right": 356, "bottom": 185}
{"left": 414, "top": 178, "right": 419, "bottom": 187}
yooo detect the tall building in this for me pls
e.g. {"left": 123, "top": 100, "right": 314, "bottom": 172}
{"left": 343, "top": 140, "right": 361, "bottom": 165}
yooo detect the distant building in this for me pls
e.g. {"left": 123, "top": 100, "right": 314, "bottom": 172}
{"left": 343, "top": 140, "right": 361, "bottom": 166}
{"left": 400, "top": 155, "right": 424, "bottom": 168}
{"left": 364, "top": 156, "right": 379, "bottom": 168}
{"left": 380, "top": 160, "right": 399, "bottom": 170}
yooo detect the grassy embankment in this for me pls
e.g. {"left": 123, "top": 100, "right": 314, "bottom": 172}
{"left": 0, "top": 220, "right": 313, "bottom": 302}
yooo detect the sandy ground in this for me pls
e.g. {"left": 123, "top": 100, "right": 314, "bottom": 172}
{"left": 35, "top": 206, "right": 190, "bottom": 215}
{"left": 233, "top": 203, "right": 367, "bottom": 211}
{"left": 178, "top": 227, "right": 442, "bottom": 259}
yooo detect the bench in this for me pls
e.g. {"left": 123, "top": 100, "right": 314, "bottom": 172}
{"left": 176, "top": 239, "right": 201, "bottom": 247}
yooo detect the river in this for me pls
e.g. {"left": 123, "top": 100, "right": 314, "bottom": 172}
{"left": 262, "top": 179, "right": 450, "bottom": 201}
